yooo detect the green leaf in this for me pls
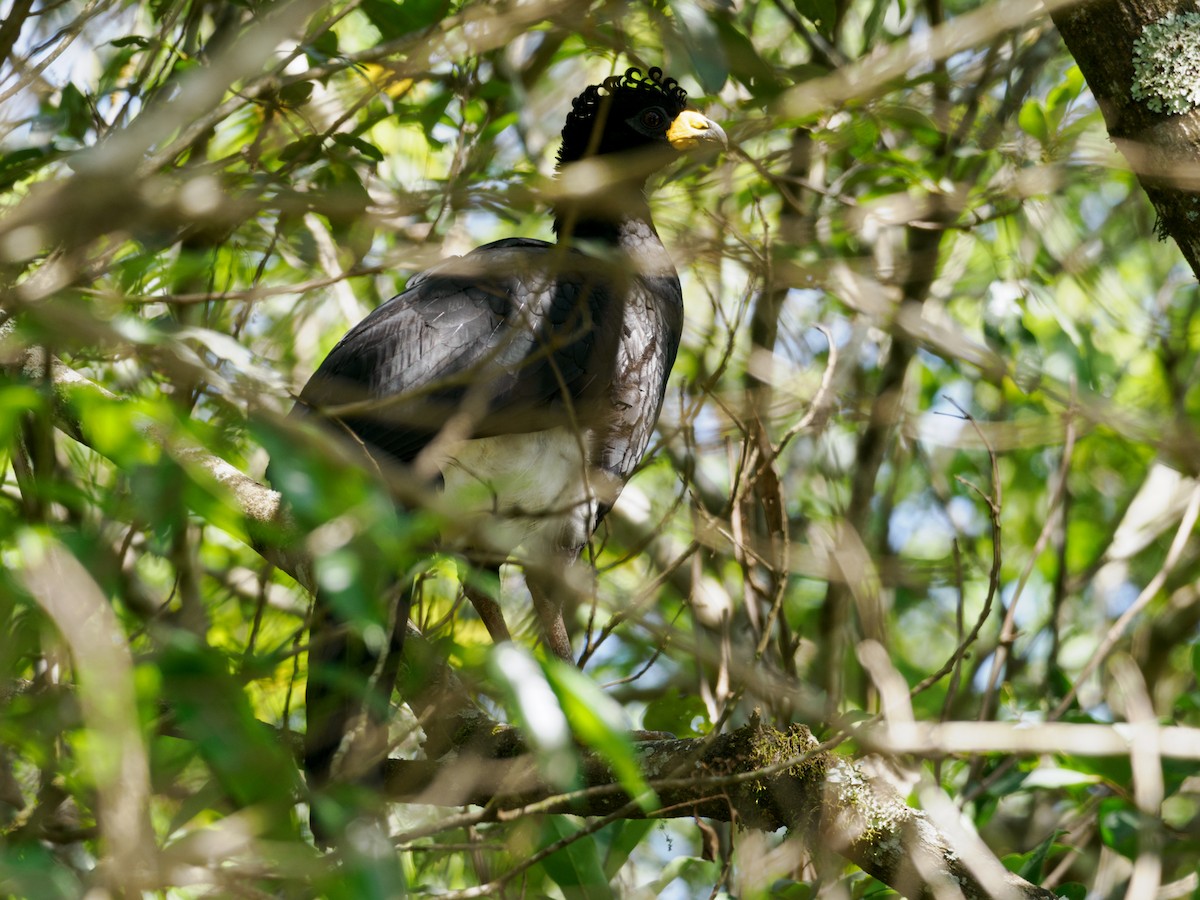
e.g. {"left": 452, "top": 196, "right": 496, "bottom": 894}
{"left": 1097, "top": 797, "right": 1140, "bottom": 859}
{"left": 278, "top": 135, "right": 323, "bottom": 163}
{"left": 1055, "top": 884, "right": 1087, "bottom": 900}
{"left": 1018, "top": 99, "right": 1050, "bottom": 146}
{"left": 417, "top": 90, "right": 454, "bottom": 141}
{"left": 279, "top": 81, "right": 314, "bottom": 107}
{"left": 771, "top": 881, "right": 816, "bottom": 899}
{"left": 642, "top": 855, "right": 721, "bottom": 894}
{"left": 147, "top": 733, "right": 198, "bottom": 795}
{"left": 483, "top": 111, "right": 520, "bottom": 141}
{"left": 0, "top": 383, "right": 43, "bottom": 450}
{"left": 319, "top": 822, "right": 407, "bottom": 899}
{"left": 539, "top": 815, "right": 615, "bottom": 900}
{"left": 601, "top": 819, "right": 654, "bottom": 880}
{"left": 361, "top": 0, "right": 449, "bottom": 39}
{"left": 879, "top": 105, "right": 943, "bottom": 148}
{"left": 488, "top": 644, "right": 579, "bottom": 789}
{"left": 862, "top": 881, "right": 901, "bottom": 899}
{"left": 59, "top": 83, "right": 91, "bottom": 141}
{"left": 545, "top": 658, "right": 657, "bottom": 811}
{"left": 1045, "top": 66, "right": 1085, "bottom": 132}
{"left": 715, "top": 17, "right": 788, "bottom": 96}
{"left": 313, "top": 160, "right": 374, "bottom": 257}
{"left": 863, "top": 0, "right": 893, "bottom": 44}
{"left": 794, "top": 0, "right": 838, "bottom": 38}
{"left": 158, "top": 632, "right": 301, "bottom": 837}
{"left": 0, "top": 146, "right": 56, "bottom": 191}
{"left": 1018, "top": 767, "right": 1101, "bottom": 790}
{"left": 0, "top": 843, "right": 82, "bottom": 900}
{"left": 671, "top": 0, "right": 729, "bottom": 93}
{"left": 333, "top": 133, "right": 385, "bottom": 163}
{"left": 643, "top": 688, "right": 707, "bottom": 737}
{"left": 1002, "top": 830, "right": 1064, "bottom": 881}
{"left": 314, "top": 160, "right": 371, "bottom": 219}
{"left": 109, "top": 35, "right": 151, "bottom": 48}
{"left": 306, "top": 28, "right": 339, "bottom": 64}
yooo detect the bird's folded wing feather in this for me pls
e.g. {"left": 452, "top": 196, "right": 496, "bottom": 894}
{"left": 295, "top": 238, "right": 611, "bottom": 464}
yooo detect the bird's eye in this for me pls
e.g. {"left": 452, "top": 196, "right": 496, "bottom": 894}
{"left": 640, "top": 109, "right": 666, "bottom": 130}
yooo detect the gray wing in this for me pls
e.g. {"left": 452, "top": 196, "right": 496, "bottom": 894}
{"left": 295, "top": 238, "right": 614, "bottom": 465}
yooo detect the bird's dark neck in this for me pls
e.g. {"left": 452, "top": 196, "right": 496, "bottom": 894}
{"left": 551, "top": 193, "right": 659, "bottom": 246}
{"left": 550, "top": 162, "right": 676, "bottom": 276}
{"left": 551, "top": 207, "right": 677, "bottom": 283}
{"left": 550, "top": 154, "right": 660, "bottom": 244}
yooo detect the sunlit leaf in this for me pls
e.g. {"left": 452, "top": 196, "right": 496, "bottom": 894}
{"left": 545, "top": 659, "right": 656, "bottom": 811}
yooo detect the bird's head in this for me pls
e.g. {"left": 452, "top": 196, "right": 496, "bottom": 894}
{"left": 556, "top": 67, "right": 727, "bottom": 168}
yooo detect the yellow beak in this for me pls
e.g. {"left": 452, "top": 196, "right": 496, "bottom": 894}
{"left": 666, "top": 110, "right": 728, "bottom": 151}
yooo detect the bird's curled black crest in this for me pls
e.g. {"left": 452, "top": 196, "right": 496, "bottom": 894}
{"left": 568, "top": 67, "right": 688, "bottom": 125}
{"left": 557, "top": 67, "right": 689, "bottom": 166}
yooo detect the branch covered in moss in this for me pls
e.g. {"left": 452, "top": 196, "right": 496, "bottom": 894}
{"left": 386, "top": 718, "right": 1057, "bottom": 900}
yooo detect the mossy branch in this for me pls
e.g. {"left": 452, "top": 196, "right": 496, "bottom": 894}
{"left": 387, "top": 717, "right": 1058, "bottom": 900}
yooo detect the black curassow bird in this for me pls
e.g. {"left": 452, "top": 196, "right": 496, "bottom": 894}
{"left": 291, "top": 66, "right": 725, "bottom": 841}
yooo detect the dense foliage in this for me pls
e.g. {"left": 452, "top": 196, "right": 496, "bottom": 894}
{"left": 1, "top": 0, "right": 1198, "bottom": 896}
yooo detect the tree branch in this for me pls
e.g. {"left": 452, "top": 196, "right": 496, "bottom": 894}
{"left": 386, "top": 718, "right": 1057, "bottom": 900}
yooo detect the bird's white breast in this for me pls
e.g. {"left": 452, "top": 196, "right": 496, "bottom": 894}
{"left": 439, "top": 427, "right": 607, "bottom": 558}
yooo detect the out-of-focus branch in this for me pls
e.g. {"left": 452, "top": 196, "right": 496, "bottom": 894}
{"left": 863, "top": 719, "right": 1200, "bottom": 759}
{"left": 0, "top": 0, "right": 587, "bottom": 267}
{"left": 775, "top": 0, "right": 1076, "bottom": 120}
{"left": 18, "top": 540, "right": 157, "bottom": 892}
{"left": 17, "top": 347, "right": 312, "bottom": 592}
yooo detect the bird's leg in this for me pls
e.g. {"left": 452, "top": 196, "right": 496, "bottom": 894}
{"left": 462, "top": 564, "right": 511, "bottom": 645}
{"left": 526, "top": 550, "right": 578, "bottom": 663}
{"left": 528, "top": 568, "right": 671, "bottom": 739}
{"left": 530, "top": 579, "right": 573, "bottom": 662}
